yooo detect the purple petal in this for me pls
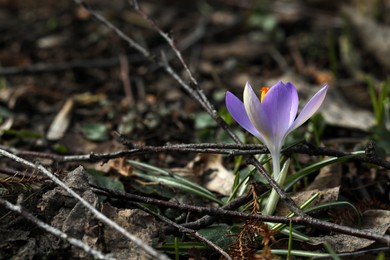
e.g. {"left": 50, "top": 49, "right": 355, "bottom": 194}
{"left": 225, "top": 91, "right": 264, "bottom": 142}
{"left": 243, "top": 82, "right": 272, "bottom": 141}
{"left": 285, "top": 82, "right": 299, "bottom": 126}
{"left": 261, "top": 81, "right": 298, "bottom": 142}
{"left": 288, "top": 84, "right": 328, "bottom": 133}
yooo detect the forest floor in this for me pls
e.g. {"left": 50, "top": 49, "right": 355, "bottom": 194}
{"left": 0, "top": 0, "right": 390, "bottom": 259}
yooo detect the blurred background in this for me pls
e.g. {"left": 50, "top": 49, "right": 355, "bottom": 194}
{"left": 0, "top": 0, "right": 390, "bottom": 160}
{"left": 1, "top": 1, "right": 390, "bottom": 258}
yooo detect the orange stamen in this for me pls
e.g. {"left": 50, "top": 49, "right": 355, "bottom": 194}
{"left": 260, "top": 87, "right": 269, "bottom": 103}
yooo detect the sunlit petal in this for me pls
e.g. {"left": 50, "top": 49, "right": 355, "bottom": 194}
{"left": 226, "top": 80, "right": 328, "bottom": 216}
{"left": 288, "top": 85, "right": 328, "bottom": 134}
{"left": 285, "top": 82, "right": 299, "bottom": 126}
{"left": 225, "top": 91, "right": 264, "bottom": 142}
{"left": 243, "top": 82, "right": 272, "bottom": 140}
{"left": 261, "top": 81, "right": 296, "bottom": 142}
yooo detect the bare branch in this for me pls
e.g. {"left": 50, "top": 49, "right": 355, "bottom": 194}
{"left": 0, "top": 148, "right": 170, "bottom": 260}
{"left": 2, "top": 142, "right": 388, "bottom": 169}
{"left": 92, "top": 185, "right": 390, "bottom": 246}
{"left": 73, "top": 0, "right": 151, "bottom": 59}
{"left": 63, "top": 0, "right": 389, "bottom": 246}
{"left": 138, "top": 204, "right": 232, "bottom": 260}
{"left": 0, "top": 197, "right": 115, "bottom": 260}
{"left": 130, "top": 0, "right": 198, "bottom": 85}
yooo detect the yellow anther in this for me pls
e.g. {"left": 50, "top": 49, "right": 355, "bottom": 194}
{"left": 260, "top": 87, "right": 269, "bottom": 103}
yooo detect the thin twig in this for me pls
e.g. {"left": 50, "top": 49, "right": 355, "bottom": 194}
{"left": 2, "top": 142, "right": 388, "bottom": 168}
{"left": 249, "top": 157, "right": 301, "bottom": 216}
{"left": 0, "top": 166, "right": 41, "bottom": 180}
{"left": 159, "top": 51, "right": 209, "bottom": 111}
{"left": 69, "top": 0, "right": 247, "bottom": 157}
{"left": 158, "top": 48, "right": 304, "bottom": 217}
{"left": 3, "top": 141, "right": 388, "bottom": 171}
{"left": 138, "top": 204, "right": 232, "bottom": 260}
{"left": 166, "top": 190, "right": 256, "bottom": 232}
{"left": 0, "top": 148, "right": 170, "bottom": 260}
{"left": 72, "top": 0, "right": 388, "bottom": 230}
{"left": 91, "top": 184, "right": 304, "bottom": 224}
{"left": 92, "top": 185, "right": 390, "bottom": 245}
{"left": 0, "top": 197, "right": 115, "bottom": 260}
{"left": 74, "top": 0, "right": 151, "bottom": 59}
{"left": 141, "top": 3, "right": 303, "bottom": 215}
{"left": 130, "top": 0, "right": 198, "bottom": 85}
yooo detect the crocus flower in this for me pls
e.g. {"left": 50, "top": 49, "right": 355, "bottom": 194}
{"left": 226, "top": 81, "right": 328, "bottom": 215}
{"left": 226, "top": 81, "right": 328, "bottom": 179}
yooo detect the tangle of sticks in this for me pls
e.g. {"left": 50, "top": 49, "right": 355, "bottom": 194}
{"left": 1, "top": 1, "right": 390, "bottom": 259}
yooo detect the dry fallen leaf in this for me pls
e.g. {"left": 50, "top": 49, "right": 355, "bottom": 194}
{"left": 46, "top": 98, "right": 74, "bottom": 141}
{"left": 276, "top": 187, "right": 340, "bottom": 216}
{"left": 307, "top": 161, "right": 342, "bottom": 190}
{"left": 276, "top": 162, "right": 341, "bottom": 215}
{"left": 185, "top": 154, "right": 235, "bottom": 196}
{"left": 310, "top": 210, "right": 390, "bottom": 252}
{"left": 109, "top": 157, "right": 133, "bottom": 177}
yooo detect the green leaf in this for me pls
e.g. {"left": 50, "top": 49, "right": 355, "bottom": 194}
{"left": 271, "top": 249, "right": 330, "bottom": 258}
{"left": 80, "top": 123, "right": 108, "bottom": 141}
{"left": 194, "top": 112, "right": 218, "bottom": 129}
{"left": 227, "top": 167, "right": 254, "bottom": 203}
{"left": 305, "top": 201, "right": 362, "bottom": 227}
{"left": 248, "top": 13, "right": 278, "bottom": 32}
{"left": 0, "top": 105, "right": 12, "bottom": 118}
{"left": 132, "top": 170, "right": 222, "bottom": 204}
{"left": 87, "top": 169, "right": 124, "bottom": 193}
{"left": 157, "top": 240, "right": 205, "bottom": 252}
{"left": 129, "top": 181, "right": 175, "bottom": 199}
{"left": 284, "top": 152, "right": 364, "bottom": 191}
{"left": 197, "top": 224, "right": 238, "bottom": 250}
{"left": 271, "top": 192, "right": 319, "bottom": 241}
{"left": 128, "top": 160, "right": 223, "bottom": 205}
{"left": 51, "top": 143, "right": 68, "bottom": 154}
{"left": 3, "top": 129, "right": 42, "bottom": 138}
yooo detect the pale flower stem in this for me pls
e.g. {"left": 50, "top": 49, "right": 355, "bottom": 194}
{"left": 263, "top": 157, "right": 289, "bottom": 215}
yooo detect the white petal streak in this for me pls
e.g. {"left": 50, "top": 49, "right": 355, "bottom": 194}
{"left": 243, "top": 82, "right": 272, "bottom": 140}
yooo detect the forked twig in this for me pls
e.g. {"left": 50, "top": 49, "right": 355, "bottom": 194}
{"left": 137, "top": 204, "right": 232, "bottom": 260}
{"left": 73, "top": 0, "right": 151, "bottom": 59}
{"left": 92, "top": 185, "right": 390, "bottom": 245}
{"left": 0, "top": 197, "right": 115, "bottom": 260}
{"left": 158, "top": 50, "right": 303, "bottom": 215}
{"left": 68, "top": 0, "right": 390, "bottom": 249}
{"left": 0, "top": 148, "right": 170, "bottom": 260}
{"left": 2, "top": 142, "right": 389, "bottom": 169}
{"left": 130, "top": 0, "right": 198, "bottom": 85}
